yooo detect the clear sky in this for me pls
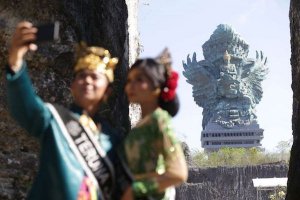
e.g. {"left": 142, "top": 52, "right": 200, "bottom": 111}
{"left": 138, "top": 0, "right": 292, "bottom": 151}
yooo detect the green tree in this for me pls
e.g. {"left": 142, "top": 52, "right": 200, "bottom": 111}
{"left": 191, "top": 144, "right": 290, "bottom": 168}
{"left": 269, "top": 186, "right": 286, "bottom": 200}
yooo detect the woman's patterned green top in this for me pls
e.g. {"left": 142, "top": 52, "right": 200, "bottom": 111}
{"left": 124, "top": 108, "right": 187, "bottom": 199}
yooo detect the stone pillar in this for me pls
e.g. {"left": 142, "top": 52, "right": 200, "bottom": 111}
{"left": 286, "top": 0, "right": 300, "bottom": 199}
{"left": 0, "top": 0, "right": 138, "bottom": 199}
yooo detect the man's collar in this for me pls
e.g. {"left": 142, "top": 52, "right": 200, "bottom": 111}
{"left": 70, "top": 103, "right": 102, "bottom": 123}
{"left": 70, "top": 103, "right": 84, "bottom": 115}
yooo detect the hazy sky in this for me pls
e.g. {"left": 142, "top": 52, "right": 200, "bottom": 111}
{"left": 138, "top": 0, "right": 292, "bottom": 151}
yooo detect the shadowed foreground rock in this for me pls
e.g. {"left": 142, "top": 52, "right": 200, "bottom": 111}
{"left": 0, "top": 0, "right": 138, "bottom": 199}
{"left": 286, "top": 0, "right": 300, "bottom": 199}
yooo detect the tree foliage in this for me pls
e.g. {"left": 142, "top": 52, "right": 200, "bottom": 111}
{"left": 269, "top": 186, "right": 286, "bottom": 200}
{"left": 192, "top": 141, "right": 291, "bottom": 167}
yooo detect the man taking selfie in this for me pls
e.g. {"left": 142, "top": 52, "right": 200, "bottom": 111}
{"left": 6, "top": 21, "right": 131, "bottom": 200}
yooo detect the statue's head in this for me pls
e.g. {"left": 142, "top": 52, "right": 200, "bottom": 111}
{"left": 202, "top": 24, "right": 249, "bottom": 62}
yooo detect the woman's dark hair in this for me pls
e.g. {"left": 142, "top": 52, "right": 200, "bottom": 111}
{"left": 129, "top": 58, "right": 180, "bottom": 117}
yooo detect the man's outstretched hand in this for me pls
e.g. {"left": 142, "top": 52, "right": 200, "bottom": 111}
{"left": 8, "top": 21, "right": 38, "bottom": 72}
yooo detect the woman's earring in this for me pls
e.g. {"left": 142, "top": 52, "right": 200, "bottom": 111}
{"left": 153, "top": 88, "right": 161, "bottom": 96}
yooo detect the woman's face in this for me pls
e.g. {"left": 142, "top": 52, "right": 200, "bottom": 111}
{"left": 125, "top": 68, "right": 159, "bottom": 104}
{"left": 71, "top": 69, "right": 109, "bottom": 109}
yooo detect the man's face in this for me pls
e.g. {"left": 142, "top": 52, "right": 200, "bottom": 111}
{"left": 71, "top": 69, "right": 109, "bottom": 109}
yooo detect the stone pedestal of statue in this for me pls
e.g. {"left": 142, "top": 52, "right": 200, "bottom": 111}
{"left": 201, "top": 121, "right": 264, "bottom": 152}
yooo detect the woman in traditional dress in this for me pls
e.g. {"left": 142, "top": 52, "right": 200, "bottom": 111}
{"left": 122, "top": 49, "right": 188, "bottom": 200}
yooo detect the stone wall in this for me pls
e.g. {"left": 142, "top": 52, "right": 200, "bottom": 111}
{"left": 176, "top": 163, "right": 288, "bottom": 200}
{"left": 0, "top": 1, "right": 138, "bottom": 199}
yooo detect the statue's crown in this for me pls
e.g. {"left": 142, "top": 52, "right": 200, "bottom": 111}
{"left": 202, "top": 24, "right": 249, "bottom": 62}
{"left": 74, "top": 42, "right": 118, "bottom": 83}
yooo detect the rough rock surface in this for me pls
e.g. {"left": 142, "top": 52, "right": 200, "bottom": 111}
{"left": 287, "top": 0, "right": 300, "bottom": 199}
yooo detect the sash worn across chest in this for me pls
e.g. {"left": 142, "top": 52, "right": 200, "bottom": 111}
{"left": 46, "top": 103, "right": 115, "bottom": 200}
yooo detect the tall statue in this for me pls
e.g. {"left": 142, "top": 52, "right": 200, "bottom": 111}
{"left": 183, "top": 24, "right": 268, "bottom": 129}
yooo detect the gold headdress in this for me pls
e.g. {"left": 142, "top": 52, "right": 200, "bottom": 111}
{"left": 156, "top": 48, "right": 172, "bottom": 75}
{"left": 155, "top": 48, "right": 179, "bottom": 102}
{"left": 74, "top": 42, "right": 118, "bottom": 83}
